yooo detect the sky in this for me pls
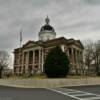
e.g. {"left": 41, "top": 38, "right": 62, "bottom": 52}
{"left": 0, "top": 0, "right": 100, "bottom": 68}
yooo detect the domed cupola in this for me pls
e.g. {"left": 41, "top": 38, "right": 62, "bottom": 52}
{"left": 39, "top": 16, "right": 56, "bottom": 41}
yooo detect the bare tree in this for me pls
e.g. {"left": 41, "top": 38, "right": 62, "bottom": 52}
{"left": 83, "top": 40, "right": 100, "bottom": 75}
{"left": 0, "top": 51, "right": 9, "bottom": 78}
{"left": 83, "top": 40, "right": 95, "bottom": 75}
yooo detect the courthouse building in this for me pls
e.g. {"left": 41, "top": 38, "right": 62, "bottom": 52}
{"left": 13, "top": 17, "right": 84, "bottom": 75}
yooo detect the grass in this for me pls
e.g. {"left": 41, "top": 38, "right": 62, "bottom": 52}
{"left": 2, "top": 74, "right": 97, "bottom": 80}
{"left": 2, "top": 73, "right": 47, "bottom": 79}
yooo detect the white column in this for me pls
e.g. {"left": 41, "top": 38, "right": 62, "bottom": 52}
{"left": 71, "top": 48, "right": 75, "bottom": 73}
{"left": 25, "top": 51, "right": 29, "bottom": 74}
{"left": 41, "top": 49, "right": 44, "bottom": 72}
{"left": 21, "top": 52, "right": 24, "bottom": 74}
{"left": 71, "top": 48, "right": 74, "bottom": 64}
{"left": 24, "top": 52, "right": 26, "bottom": 73}
{"left": 38, "top": 49, "right": 41, "bottom": 73}
{"left": 33, "top": 50, "right": 35, "bottom": 73}
{"left": 75, "top": 49, "right": 77, "bottom": 63}
{"left": 67, "top": 49, "right": 69, "bottom": 57}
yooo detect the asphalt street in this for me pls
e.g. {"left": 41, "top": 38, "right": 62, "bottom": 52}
{"left": 67, "top": 85, "right": 100, "bottom": 95}
{"left": 0, "top": 85, "right": 100, "bottom": 100}
{"left": 0, "top": 86, "right": 74, "bottom": 100}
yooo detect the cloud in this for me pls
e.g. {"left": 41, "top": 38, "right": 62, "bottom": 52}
{"left": 83, "top": 0, "right": 100, "bottom": 6}
{"left": 0, "top": 0, "right": 100, "bottom": 68}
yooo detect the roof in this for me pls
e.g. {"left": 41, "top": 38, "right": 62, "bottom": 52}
{"left": 40, "top": 24, "right": 55, "bottom": 32}
{"left": 43, "top": 37, "right": 84, "bottom": 49}
{"left": 14, "top": 37, "right": 84, "bottom": 52}
{"left": 39, "top": 16, "right": 55, "bottom": 35}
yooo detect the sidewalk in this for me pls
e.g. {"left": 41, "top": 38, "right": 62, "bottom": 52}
{"left": 0, "top": 77, "right": 100, "bottom": 88}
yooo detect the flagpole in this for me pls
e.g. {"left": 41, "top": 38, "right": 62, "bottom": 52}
{"left": 19, "top": 29, "right": 22, "bottom": 75}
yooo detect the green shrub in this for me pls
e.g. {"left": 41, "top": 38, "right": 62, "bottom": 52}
{"left": 44, "top": 46, "right": 69, "bottom": 78}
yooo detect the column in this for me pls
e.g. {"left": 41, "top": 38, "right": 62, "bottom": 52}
{"left": 71, "top": 48, "right": 74, "bottom": 64}
{"left": 75, "top": 49, "right": 77, "bottom": 63}
{"left": 71, "top": 48, "right": 75, "bottom": 74}
{"left": 77, "top": 50, "right": 80, "bottom": 63}
{"left": 75, "top": 49, "right": 78, "bottom": 74}
{"left": 79, "top": 51, "right": 82, "bottom": 74}
{"left": 38, "top": 49, "right": 41, "bottom": 73}
{"left": 25, "top": 51, "right": 29, "bottom": 74}
{"left": 21, "top": 52, "right": 24, "bottom": 74}
{"left": 67, "top": 48, "right": 69, "bottom": 57}
{"left": 41, "top": 49, "right": 44, "bottom": 72}
{"left": 32, "top": 50, "right": 35, "bottom": 73}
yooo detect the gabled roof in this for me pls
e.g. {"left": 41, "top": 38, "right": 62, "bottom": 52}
{"left": 76, "top": 40, "right": 84, "bottom": 49}
{"left": 67, "top": 39, "right": 84, "bottom": 49}
{"left": 22, "top": 40, "right": 42, "bottom": 49}
{"left": 42, "top": 37, "right": 84, "bottom": 49}
{"left": 42, "top": 37, "right": 67, "bottom": 47}
{"left": 14, "top": 37, "right": 84, "bottom": 52}
{"left": 22, "top": 40, "right": 36, "bottom": 47}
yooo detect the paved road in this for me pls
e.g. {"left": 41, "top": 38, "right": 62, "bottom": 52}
{"left": 53, "top": 85, "right": 100, "bottom": 100}
{"left": 67, "top": 85, "right": 100, "bottom": 95}
{"left": 0, "top": 85, "right": 100, "bottom": 100}
{"left": 0, "top": 86, "right": 74, "bottom": 100}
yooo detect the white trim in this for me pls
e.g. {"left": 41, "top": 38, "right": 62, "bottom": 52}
{"left": 46, "top": 88, "right": 100, "bottom": 100}
{"left": 46, "top": 88, "right": 81, "bottom": 100}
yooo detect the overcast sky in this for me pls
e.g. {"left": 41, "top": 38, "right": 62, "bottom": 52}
{"left": 0, "top": 0, "right": 100, "bottom": 68}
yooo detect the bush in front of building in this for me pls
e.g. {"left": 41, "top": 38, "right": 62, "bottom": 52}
{"left": 44, "top": 46, "right": 69, "bottom": 78}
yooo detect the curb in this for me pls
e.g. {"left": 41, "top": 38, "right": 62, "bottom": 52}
{"left": 0, "top": 78, "right": 100, "bottom": 88}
